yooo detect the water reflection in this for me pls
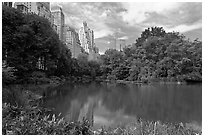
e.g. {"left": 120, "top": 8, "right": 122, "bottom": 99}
{"left": 43, "top": 82, "right": 202, "bottom": 128}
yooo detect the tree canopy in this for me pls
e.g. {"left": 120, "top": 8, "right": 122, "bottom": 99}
{"left": 2, "top": 5, "right": 202, "bottom": 84}
{"left": 99, "top": 27, "right": 202, "bottom": 82}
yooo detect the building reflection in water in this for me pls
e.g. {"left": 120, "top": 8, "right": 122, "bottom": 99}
{"left": 65, "top": 99, "right": 81, "bottom": 122}
{"left": 44, "top": 83, "right": 202, "bottom": 129}
{"left": 65, "top": 97, "right": 96, "bottom": 126}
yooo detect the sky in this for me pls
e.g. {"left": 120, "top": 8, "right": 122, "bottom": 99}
{"left": 51, "top": 2, "right": 202, "bottom": 54}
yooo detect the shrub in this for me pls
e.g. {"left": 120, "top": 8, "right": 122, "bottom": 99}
{"left": 29, "top": 71, "right": 50, "bottom": 84}
{"left": 2, "top": 102, "right": 202, "bottom": 135}
{"left": 2, "top": 86, "right": 28, "bottom": 107}
{"left": 2, "top": 103, "right": 94, "bottom": 135}
{"left": 2, "top": 62, "right": 17, "bottom": 84}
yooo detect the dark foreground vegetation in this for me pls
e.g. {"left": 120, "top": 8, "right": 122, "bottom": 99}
{"left": 2, "top": 5, "right": 202, "bottom": 135}
{"left": 2, "top": 103, "right": 202, "bottom": 135}
{"left": 2, "top": 85, "right": 202, "bottom": 135}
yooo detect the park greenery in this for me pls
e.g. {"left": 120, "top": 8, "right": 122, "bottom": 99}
{"left": 2, "top": 5, "right": 202, "bottom": 135}
{"left": 100, "top": 28, "right": 202, "bottom": 83}
{"left": 2, "top": 5, "right": 100, "bottom": 85}
{"left": 2, "top": 5, "right": 202, "bottom": 85}
{"left": 3, "top": 102, "right": 201, "bottom": 135}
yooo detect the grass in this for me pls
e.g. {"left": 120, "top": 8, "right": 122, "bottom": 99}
{"left": 94, "top": 120, "right": 202, "bottom": 135}
{"left": 2, "top": 103, "right": 93, "bottom": 135}
{"left": 2, "top": 85, "right": 202, "bottom": 135}
{"left": 2, "top": 102, "right": 202, "bottom": 135}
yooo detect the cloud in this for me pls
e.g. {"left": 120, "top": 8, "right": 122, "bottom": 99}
{"left": 51, "top": 2, "right": 202, "bottom": 53}
{"left": 51, "top": 2, "right": 118, "bottom": 39}
{"left": 165, "top": 20, "right": 202, "bottom": 33}
{"left": 94, "top": 29, "right": 114, "bottom": 39}
{"left": 169, "top": 2, "right": 202, "bottom": 26}
{"left": 120, "top": 2, "right": 179, "bottom": 25}
{"left": 119, "top": 2, "right": 202, "bottom": 39}
{"left": 118, "top": 36, "right": 128, "bottom": 40}
{"left": 183, "top": 28, "right": 202, "bottom": 41}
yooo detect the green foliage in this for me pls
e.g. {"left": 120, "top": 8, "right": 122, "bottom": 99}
{"left": 2, "top": 5, "right": 201, "bottom": 83}
{"left": 2, "top": 103, "right": 94, "bottom": 135}
{"left": 88, "top": 60, "right": 101, "bottom": 78}
{"left": 2, "top": 6, "right": 75, "bottom": 83}
{"left": 28, "top": 71, "right": 50, "bottom": 84}
{"left": 77, "top": 53, "right": 90, "bottom": 75}
{"left": 3, "top": 87, "right": 28, "bottom": 107}
{"left": 100, "top": 27, "right": 202, "bottom": 83}
{"left": 94, "top": 119, "right": 201, "bottom": 135}
{"left": 2, "top": 84, "right": 202, "bottom": 135}
{"left": 2, "top": 62, "right": 17, "bottom": 84}
{"left": 100, "top": 49, "right": 129, "bottom": 80}
{"left": 2, "top": 103, "right": 201, "bottom": 135}
{"left": 67, "top": 53, "right": 101, "bottom": 79}
{"left": 136, "top": 27, "right": 166, "bottom": 47}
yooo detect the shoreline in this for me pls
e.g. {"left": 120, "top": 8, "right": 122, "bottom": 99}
{"left": 103, "top": 79, "right": 201, "bottom": 85}
{"left": 2, "top": 81, "right": 202, "bottom": 135}
{"left": 2, "top": 103, "right": 202, "bottom": 135}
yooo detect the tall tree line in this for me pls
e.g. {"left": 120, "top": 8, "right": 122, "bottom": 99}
{"left": 2, "top": 5, "right": 100, "bottom": 84}
{"left": 100, "top": 27, "right": 202, "bottom": 82}
{"left": 2, "top": 5, "right": 202, "bottom": 83}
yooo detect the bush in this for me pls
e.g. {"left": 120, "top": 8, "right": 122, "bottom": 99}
{"left": 2, "top": 86, "right": 43, "bottom": 108}
{"left": 2, "top": 102, "right": 202, "bottom": 135}
{"left": 2, "top": 86, "right": 28, "bottom": 107}
{"left": 2, "top": 103, "right": 94, "bottom": 135}
{"left": 29, "top": 71, "right": 50, "bottom": 84}
{"left": 107, "top": 74, "right": 116, "bottom": 81}
{"left": 2, "top": 62, "right": 17, "bottom": 84}
{"left": 141, "top": 76, "right": 149, "bottom": 83}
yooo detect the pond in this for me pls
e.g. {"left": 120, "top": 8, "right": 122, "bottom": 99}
{"left": 42, "top": 82, "right": 202, "bottom": 129}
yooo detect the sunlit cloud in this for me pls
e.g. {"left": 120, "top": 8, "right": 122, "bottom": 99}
{"left": 94, "top": 30, "right": 114, "bottom": 39}
{"left": 119, "top": 2, "right": 202, "bottom": 34}
{"left": 165, "top": 20, "right": 202, "bottom": 33}
{"left": 120, "top": 2, "right": 179, "bottom": 25}
{"left": 51, "top": 2, "right": 202, "bottom": 53}
{"left": 118, "top": 36, "right": 128, "bottom": 40}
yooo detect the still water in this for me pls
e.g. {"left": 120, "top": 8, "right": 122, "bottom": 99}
{"left": 42, "top": 82, "right": 202, "bottom": 129}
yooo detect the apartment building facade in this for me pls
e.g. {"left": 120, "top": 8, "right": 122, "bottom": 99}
{"left": 64, "top": 25, "right": 82, "bottom": 58}
{"left": 79, "top": 21, "right": 95, "bottom": 53}
{"left": 51, "top": 7, "right": 65, "bottom": 41}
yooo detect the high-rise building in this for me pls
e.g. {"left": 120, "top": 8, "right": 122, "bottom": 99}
{"left": 14, "top": 2, "right": 57, "bottom": 32}
{"left": 51, "top": 7, "right": 65, "bottom": 41}
{"left": 50, "top": 14, "right": 57, "bottom": 32}
{"left": 89, "top": 30, "right": 94, "bottom": 49}
{"left": 65, "top": 99, "right": 81, "bottom": 122}
{"left": 78, "top": 98, "right": 94, "bottom": 126}
{"left": 64, "top": 25, "right": 82, "bottom": 58}
{"left": 2, "top": 2, "right": 12, "bottom": 7}
{"left": 79, "top": 21, "right": 95, "bottom": 53}
{"left": 79, "top": 21, "right": 100, "bottom": 61}
{"left": 16, "top": 4, "right": 28, "bottom": 14}
{"left": 88, "top": 46, "right": 100, "bottom": 61}
{"left": 14, "top": 2, "right": 52, "bottom": 22}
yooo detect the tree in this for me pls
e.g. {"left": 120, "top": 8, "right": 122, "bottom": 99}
{"left": 100, "top": 49, "right": 126, "bottom": 80}
{"left": 88, "top": 61, "right": 101, "bottom": 78}
{"left": 2, "top": 6, "right": 72, "bottom": 82}
{"left": 135, "top": 27, "right": 166, "bottom": 47}
{"left": 2, "top": 62, "right": 17, "bottom": 84}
